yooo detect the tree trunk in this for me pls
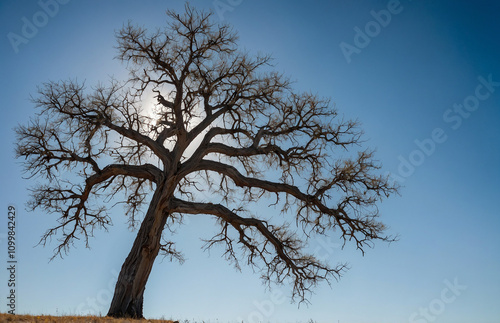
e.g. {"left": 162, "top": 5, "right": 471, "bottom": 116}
{"left": 107, "top": 185, "right": 168, "bottom": 318}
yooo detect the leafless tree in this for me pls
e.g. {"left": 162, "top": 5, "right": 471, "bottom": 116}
{"left": 15, "top": 4, "right": 397, "bottom": 319}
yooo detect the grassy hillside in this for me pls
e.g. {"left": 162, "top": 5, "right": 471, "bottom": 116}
{"left": 0, "top": 314, "right": 178, "bottom": 323}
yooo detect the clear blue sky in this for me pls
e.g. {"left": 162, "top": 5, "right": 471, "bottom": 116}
{"left": 1, "top": 1, "right": 499, "bottom": 322}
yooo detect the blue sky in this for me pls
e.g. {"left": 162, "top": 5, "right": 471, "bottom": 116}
{"left": 1, "top": 1, "right": 499, "bottom": 322}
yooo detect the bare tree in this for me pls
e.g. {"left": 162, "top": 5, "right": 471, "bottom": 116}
{"left": 15, "top": 4, "right": 397, "bottom": 319}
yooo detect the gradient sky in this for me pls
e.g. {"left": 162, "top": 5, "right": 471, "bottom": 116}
{"left": 1, "top": 1, "right": 499, "bottom": 322}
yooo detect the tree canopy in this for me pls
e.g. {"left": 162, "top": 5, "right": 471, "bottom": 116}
{"left": 15, "top": 4, "right": 397, "bottom": 317}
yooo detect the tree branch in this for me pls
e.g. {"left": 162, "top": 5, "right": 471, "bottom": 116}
{"left": 170, "top": 198, "right": 346, "bottom": 302}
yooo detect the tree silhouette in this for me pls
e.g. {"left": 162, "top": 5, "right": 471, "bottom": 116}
{"left": 15, "top": 4, "right": 397, "bottom": 319}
